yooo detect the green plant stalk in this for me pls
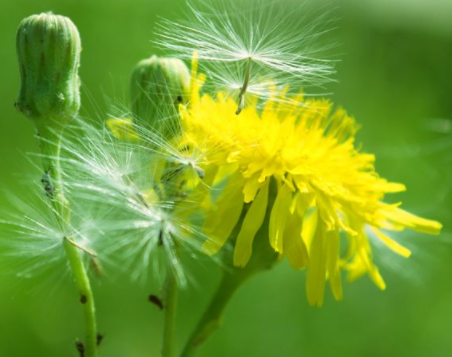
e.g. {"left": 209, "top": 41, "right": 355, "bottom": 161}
{"left": 63, "top": 239, "right": 98, "bottom": 357}
{"left": 162, "top": 271, "right": 178, "bottom": 357}
{"left": 37, "top": 123, "right": 70, "bottom": 224}
{"left": 154, "top": 155, "right": 195, "bottom": 357}
{"left": 37, "top": 120, "right": 98, "bottom": 357}
{"left": 180, "top": 179, "right": 279, "bottom": 357}
{"left": 180, "top": 269, "right": 248, "bottom": 357}
{"left": 236, "top": 57, "right": 252, "bottom": 115}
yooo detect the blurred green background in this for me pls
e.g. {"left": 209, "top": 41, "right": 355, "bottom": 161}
{"left": 1, "top": 0, "right": 451, "bottom": 356}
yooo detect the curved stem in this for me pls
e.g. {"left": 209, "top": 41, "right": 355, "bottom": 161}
{"left": 180, "top": 179, "right": 278, "bottom": 357}
{"left": 37, "top": 120, "right": 98, "bottom": 357}
{"left": 162, "top": 272, "right": 178, "bottom": 357}
{"left": 236, "top": 57, "right": 253, "bottom": 115}
{"left": 180, "top": 271, "right": 244, "bottom": 357}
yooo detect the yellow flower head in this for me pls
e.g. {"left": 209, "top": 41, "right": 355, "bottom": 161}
{"left": 179, "top": 57, "right": 442, "bottom": 306}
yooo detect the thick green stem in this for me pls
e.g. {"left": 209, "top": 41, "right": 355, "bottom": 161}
{"left": 37, "top": 119, "right": 98, "bottom": 357}
{"left": 180, "top": 179, "right": 278, "bottom": 357}
{"left": 162, "top": 272, "right": 178, "bottom": 357}
{"left": 180, "top": 271, "right": 245, "bottom": 357}
{"left": 37, "top": 123, "right": 70, "bottom": 227}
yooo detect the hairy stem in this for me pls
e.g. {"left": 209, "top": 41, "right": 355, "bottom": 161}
{"left": 37, "top": 120, "right": 98, "bottom": 357}
{"left": 162, "top": 272, "right": 178, "bottom": 357}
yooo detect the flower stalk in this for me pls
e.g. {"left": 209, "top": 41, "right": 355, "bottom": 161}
{"left": 63, "top": 238, "right": 98, "bottom": 357}
{"left": 180, "top": 270, "right": 243, "bottom": 357}
{"left": 16, "top": 13, "right": 98, "bottom": 357}
{"left": 236, "top": 57, "right": 252, "bottom": 115}
{"left": 39, "top": 123, "right": 99, "bottom": 357}
{"left": 162, "top": 271, "right": 178, "bottom": 357}
{"left": 181, "top": 180, "right": 279, "bottom": 357}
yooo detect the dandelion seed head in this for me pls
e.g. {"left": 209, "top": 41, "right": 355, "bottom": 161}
{"left": 156, "top": 0, "right": 337, "bottom": 108}
{"left": 50, "top": 114, "right": 219, "bottom": 286}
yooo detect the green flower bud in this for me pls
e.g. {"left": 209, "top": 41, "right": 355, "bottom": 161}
{"left": 130, "top": 55, "right": 190, "bottom": 127}
{"left": 16, "top": 12, "right": 81, "bottom": 121}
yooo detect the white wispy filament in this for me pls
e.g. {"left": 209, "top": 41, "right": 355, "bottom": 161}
{"left": 56, "top": 119, "right": 211, "bottom": 286}
{"left": 156, "top": 0, "right": 337, "bottom": 110}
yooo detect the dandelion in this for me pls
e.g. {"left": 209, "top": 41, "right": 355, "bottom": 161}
{"left": 156, "top": 0, "right": 336, "bottom": 113}
{"left": 4, "top": 5, "right": 445, "bottom": 357}
{"left": 179, "top": 59, "right": 442, "bottom": 307}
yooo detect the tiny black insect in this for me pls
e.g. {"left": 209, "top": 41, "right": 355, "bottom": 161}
{"left": 97, "top": 333, "right": 104, "bottom": 346}
{"left": 41, "top": 170, "right": 54, "bottom": 198}
{"left": 148, "top": 294, "right": 164, "bottom": 310}
{"left": 75, "top": 341, "right": 85, "bottom": 357}
{"left": 80, "top": 295, "right": 87, "bottom": 304}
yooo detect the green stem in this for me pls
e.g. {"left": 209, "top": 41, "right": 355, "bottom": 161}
{"left": 37, "top": 119, "right": 98, "bottom": 357}
{"left": 180, "top": 271, "right": 245, "bottom": 357}
{"left": 180, "top": 179, "right": 278, "bottom": 357}
{"left": 38, "top": 123, "right": 70, "bottom": 227}
{"left": 236, "top": 57, "right": 253, "bottom": 115}
{"left": 162, "top": 272, "right": 178, "bottom": 357}
{"left": 64, "top": 239, "right": 98, "bottom": 357}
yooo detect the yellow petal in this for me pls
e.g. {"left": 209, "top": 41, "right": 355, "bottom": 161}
{"left": 233, "top": 180, "right": 269, "bottom": 267}
{"left": 306, "top": 214, "right": 327, "bottom": 307}
{"left": 243, "top": 176, "right": 263, "bottom": 203}
{"left": 371, "top": 227, "right": 411, "bottom": 258}
{"left": 301, "top": 205, "right": 318, "bottom": 250}
{"left": 368, "top": 265, "right": 386, "bottom": 290}
{"left": 326, "top": 230, "right": 343, "bottom": 301}
{"left": 202, "top": 172, "right": 244, "bottom": 255}
{"left": 389, "top": 208, "right": 442, "bottom": 235}
{"left": 283, "top": 211, "right": 309, "bottom": 270}
{"left": 269, "top": 184, "right": 292, "bottom": 253}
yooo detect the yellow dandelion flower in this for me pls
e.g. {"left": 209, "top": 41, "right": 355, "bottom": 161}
{"left": 179, "top": 58, "right": 442, "bottom": 306}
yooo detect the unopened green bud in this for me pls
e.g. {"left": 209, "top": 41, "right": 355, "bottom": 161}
{"left": 130, "top": 55, "right": 190, "bottom": 127}
{"left": 16, "top": 12, "right": 81, "bottom": 121}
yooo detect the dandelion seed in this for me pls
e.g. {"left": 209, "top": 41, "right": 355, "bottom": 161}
{"left": 156, "top": 0, "right": 337, "bottom": 113}
{"left": 0, "top": 185, "right": 92, "bottom": 282}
